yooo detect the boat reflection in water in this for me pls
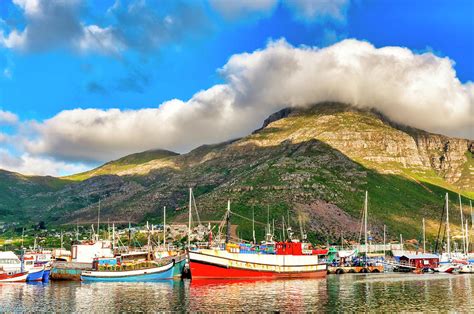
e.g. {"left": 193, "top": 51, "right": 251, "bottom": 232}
{"left": 1, "top": 274, "right": 473, "bottom": 312}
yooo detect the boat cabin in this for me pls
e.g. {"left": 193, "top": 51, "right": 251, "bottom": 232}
{"left": 0, "top": 251, "right": 22, "bottom": 274}
{"left": 399, "top": 253, "right": 439, "bottom": 269}
{"left": 71, "top": 240, "right": 114, "bottom": 263}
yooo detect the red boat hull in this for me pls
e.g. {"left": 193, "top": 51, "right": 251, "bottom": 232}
{"left": 0, "top": 272, "right": 28, "bottom": 282}
{"left": 190, "top": 260, "right": 327, "bottom": 279}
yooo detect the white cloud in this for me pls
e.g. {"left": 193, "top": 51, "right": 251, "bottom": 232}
{"left": 0, "top": 110, "right": 18, "bottom": 125}
{"left": 76, "top": 24, "right": 123, "bottom": 55}
{"left": 284, "top": 0, "right": 350, "bottom": 22}
{"left": 17, "top": 39, "right": 473, "bottom": 167}
{"left": 0, "top": 148, "right": 89, "bottom": 176}
{"left": 209, "top": 0, "right": 277, "bottom": 19}
{"left": 1, "top": 0, "right": 210, "bottom": 55}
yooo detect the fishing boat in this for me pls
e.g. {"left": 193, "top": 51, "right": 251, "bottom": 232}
{"left": 81, "top": 258, "right": 175, "bottom": 282}
{"left": 188, "top": 194, "right": 327, "bottom": 279}
{"left": 0, "top": 251, "right": 28, "bottom": 282}
{"left": 459, "top": 263, "right": 474, "bottom": 273}
{"left": 23, "top": 255, "right": 45, "bottom": 282}
{"left": 0, "top": 271, "right": 29, "bottom": 282}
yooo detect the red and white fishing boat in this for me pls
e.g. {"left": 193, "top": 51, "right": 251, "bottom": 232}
{"left": 0, "top": 251, "right": 28, "bottom": 282}
{"left": 187, "top": 197, "right": 327, "bottom": 279}
{"left": 0, "top": 271, "right": 28, "bottom": 282}
{"left": 189, "top": 241, "right": 327, "bottom": 279}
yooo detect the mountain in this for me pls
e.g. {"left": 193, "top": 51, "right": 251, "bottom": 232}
{"left": 1, "top": 102, "right": 473, "bottom": 243}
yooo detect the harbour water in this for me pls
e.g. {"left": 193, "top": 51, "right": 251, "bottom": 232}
{"left": 1, "top": 273, "right": 473, "bottom": 312}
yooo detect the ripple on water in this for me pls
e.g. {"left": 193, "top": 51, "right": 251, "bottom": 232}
{"left": 0, "top": 273, "right": 473, "bottom": 312}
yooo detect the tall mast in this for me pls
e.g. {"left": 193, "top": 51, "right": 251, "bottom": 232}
{"left": 97, "top": 199, "right": 101, "bottom": 241}
{"left": 459, "top": 194, "right": 465, "bottom": 254}
{"left": 422, "top": 218, "right": 426, "bottom": 254}
{"left": 188, "top": 188, "right": 192, "bottom": 249}
{"left": 252, "top": 207, "right": 256, "bottom": 244}
{"left": 383, "top": 225, "right": 386, "bottom": 258}
{"left": 76, "top": 220, "right": 79, "bottom": 242}
{"left": 163, "top": 206, "right": 166, "bottom": 249}
{"left": 225, "top": 200, "right": 231, "bottom": 244}
{"left": 112, "top": 223, "right": 115, "bottom": 250}
{"left": 146, "top": 221, "right": 151, "bottom": 260}
{"left": 364, "top": 190, "right": 368, "bottom": 262}
{"left": 446, "top": 193, "right": 451, "bottom": 258}
{"left": 400, "top": 234, "right": 403, "bottom": 254}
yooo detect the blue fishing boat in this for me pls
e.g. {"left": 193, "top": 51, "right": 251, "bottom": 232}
{"left": 42, "top": 267, "right": 51, "bottom": 281}
{"left": 26, "top": 267, "right": 45, "bottom": 282}
{"left": 81, "top": 259, "right": 175, "bottom": 282}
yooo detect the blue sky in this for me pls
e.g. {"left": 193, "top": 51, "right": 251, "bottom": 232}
{"left": 0, "top": 0, "right": 473, "bottom": 175}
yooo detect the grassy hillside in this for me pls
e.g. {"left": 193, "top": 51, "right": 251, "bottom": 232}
{"left": 1, "top": 103, "right": 472, "bottom": 246}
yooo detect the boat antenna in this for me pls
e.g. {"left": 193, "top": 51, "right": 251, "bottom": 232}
{"left": 282, "top": 216, "right": 286, "bottom": 241}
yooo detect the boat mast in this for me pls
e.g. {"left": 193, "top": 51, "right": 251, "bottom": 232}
{"left": 383, "top": 224, "right": 386, "bottom": 258}
{"left": 188, "top": 188, "right": 192, "bottom": 249}
{"left": 112, "top": 223, "right": 115, "bottom": 251}
{"left": 225, "top": 200, "right": 231, "bottom": 244}
{"left": 252, "top": 207, "right": 256, "bottom": 244}
{"left": 459, "top": 194, "right": 465, "bottom": 254}
{"left": 423, "top": 218, "right": 426, "bottom": 254}
{"left": 97, "top": 199, "right": 101, "bottom": 241}
{"left": 400, "top": 234, "right": 403, "bottom": 254}
{"left": 446, "top": 193, "right": 451, "bottom": 259}
{"left": 364, "top": 190, "right": 368, "bottom": 263}
{"left": 146, "top": 221, "right": 151, "bottom": 260}
{"left": 163, "top": 206, "right": 166, "bottom": 250}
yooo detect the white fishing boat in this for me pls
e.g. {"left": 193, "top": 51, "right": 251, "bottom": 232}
{"left": 0, "top": 251, "right": 28, "bottom": 282}
{"left": 459, "top": 263, "right": 474, "bottom": 273}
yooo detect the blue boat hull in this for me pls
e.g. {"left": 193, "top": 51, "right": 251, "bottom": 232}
{"left": 42, "top": 269, "right": 50, "bottom": 281}
{"left": 27, "top": 269, "right": 44, "bottom": 282}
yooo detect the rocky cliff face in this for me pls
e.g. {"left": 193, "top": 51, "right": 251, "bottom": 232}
{"left": 1, "top": 102, "right": 472, "bottom": 242}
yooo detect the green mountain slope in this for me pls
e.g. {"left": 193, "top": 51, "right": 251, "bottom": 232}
{"left": 1, "top": 103, "right": 472, "bottom": 245}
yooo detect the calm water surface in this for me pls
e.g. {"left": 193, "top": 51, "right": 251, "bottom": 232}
{"left": 1, "top": 273, "right": 473, "bottom": 312}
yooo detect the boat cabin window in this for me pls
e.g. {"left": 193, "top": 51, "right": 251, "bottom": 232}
{"left": 0, "top": 259, "right": 19, "bottom": 264}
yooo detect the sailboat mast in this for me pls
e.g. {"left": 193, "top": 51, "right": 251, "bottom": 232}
{"left": 423, "top": 218, "right": 426, "bottom": 253}
{"left": 112, "top": 223, "right": 115, "bottom": 250}
{"left": 446, "top": 193, "right": 451, "bottom": 258}
{"left": 252, "top": 207, "right": 256, "bottom": 244}
{"left": 459, "top": 194, "right": 465, "bottom": 254}
{"left": 383, "top": 225, "right": 386, "bottom": 258}
{"left": 400, "top": 234, "right": 403, "bottom": 254}
{"left": 188, "top": 188, "right": 192, "bottom": 249}
{"left": 163, "top": 206, "right": 166, "bottom": 249}
{"left": 364, "top": 191, "right": 368, "bottom": 260}
{"left": 97, "top": 199, "right": 101, "bottom": 241}
{"left": 226, "top": 200, "right": 231, "bottom": 244}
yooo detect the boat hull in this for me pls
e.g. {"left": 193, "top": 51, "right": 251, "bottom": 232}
{"left": 26, "top": 268, "right": 44, "bottom": 282}
{"left": 81, "top": 261, "right": 175, "bottom": 282}
{"left": 0, "top": 272, "right": 28, "bottom": 282}
{"left": 50, "top": 262, "right": 92, "bottom": 281}
{"left": 42, "top": 269, "right": 50, "bottom": 281}
{"left": 189, "top": 250, "right": 327, "bottom": 279}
